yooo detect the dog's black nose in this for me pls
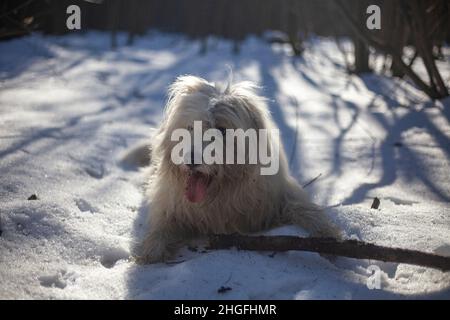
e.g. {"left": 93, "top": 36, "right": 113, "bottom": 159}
{"left": 187, "top": 153, "right": 200, "bottom": 168}
{"left": 187, "top": 162, "right": 199, "bottom": 169}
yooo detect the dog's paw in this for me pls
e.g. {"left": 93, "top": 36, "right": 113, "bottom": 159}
{"left": 134, "top": 251, "right": 170, "bottom": 264}
{"left": 313, "top": 226, "right": 343, "bottom": 241}
{"left": 136, "top": 237, "right": 172, "bottom": 264}
{"left": 317, "top": 219, "right": 345, "bottom": 240}
{"left": 133, "top": 253, "right": 166, "bottom": 265}
{"left": 319, "top": 253, "right": 339, "bottom": 263}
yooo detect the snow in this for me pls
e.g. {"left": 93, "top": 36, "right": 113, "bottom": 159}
{"left": 0, "top": 31, "right": 449, "bottom": 299}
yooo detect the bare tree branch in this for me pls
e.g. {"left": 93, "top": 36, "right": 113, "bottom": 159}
{"left": 209, "top": 234, "right": 450, "bottom": 272}
{"left": 333, "top": 0, "right": 448, "bottom": 99}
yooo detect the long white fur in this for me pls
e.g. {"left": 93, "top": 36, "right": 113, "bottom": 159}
{"left": 139, "top": 75, "right": 341, "bottom": 263}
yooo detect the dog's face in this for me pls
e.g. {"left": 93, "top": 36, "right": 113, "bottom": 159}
{"left": 154, "top": 76, "right": 272, "bottom": 204}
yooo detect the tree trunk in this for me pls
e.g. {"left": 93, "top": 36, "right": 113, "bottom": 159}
{"left": 353, "top": 0, "right": 370, "bottom": 73}
{"left": 108, "top": 0, "right": 120, "bottom": 49}
{"left": 408, "top": 0, "right": 448, "bottom": 97}
{"left": 354, "top": 38, "right": 370, "bottom": 73}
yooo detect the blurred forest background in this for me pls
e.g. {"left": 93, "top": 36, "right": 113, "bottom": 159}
{"left": 0, "top": 0, "right": 449, "bottom": 99}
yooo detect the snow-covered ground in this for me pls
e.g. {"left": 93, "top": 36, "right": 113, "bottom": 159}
{"left": 0, "top": 31, "right": 449, "bottom": 299}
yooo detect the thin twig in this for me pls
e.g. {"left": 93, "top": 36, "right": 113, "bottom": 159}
{"left": 302, "top": 173, "right": 322, "bottom": 188}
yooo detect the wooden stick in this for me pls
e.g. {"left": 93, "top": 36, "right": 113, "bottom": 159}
{"left": 208, "top": 234, "right": 450, "bottom": 272}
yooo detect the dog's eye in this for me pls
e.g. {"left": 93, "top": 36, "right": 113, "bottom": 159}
{"left": 217, "top": 127, "right": 226, "bottom": 135}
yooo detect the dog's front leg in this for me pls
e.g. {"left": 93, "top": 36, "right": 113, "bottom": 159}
{"left": 283, "top": 197, "right": 343, "bottom": 240}
{"left": 138, "top": 214, "right": 184, "bottom": 264}
{"left": 289, "top": 205, "right": 342, "bottom": 239}
{"left": 139, "top": 232, "right": 172, "bottom": 264}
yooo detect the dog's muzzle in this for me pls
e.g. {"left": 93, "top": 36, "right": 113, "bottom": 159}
{"left": 185, "top": 170, "right": 211, "bottom": 203}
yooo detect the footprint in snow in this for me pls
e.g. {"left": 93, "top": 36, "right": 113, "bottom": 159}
{"left": 75, "top": 198, "right": 98, "bottom": 213}
{"left": 39, "top": 272, "right": 67, "bottom": 289}
{"left": 100, "top": 247, "right": 130, "bottom": 268}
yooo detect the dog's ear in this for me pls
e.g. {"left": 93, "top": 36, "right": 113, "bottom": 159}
{"left": 229, "top": 81, "right": 270, "bottom": 130}
{"left": 164, "top": 75, "right": 216, "bottom": 117}
{"left": 168, "top": 75, "right": 214, "bottom": 101}
{"left": 249, "top": 106, "right": 268, "bottom": 130}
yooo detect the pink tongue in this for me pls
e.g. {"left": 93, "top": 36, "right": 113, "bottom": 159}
{"left": 185, "top": 173, "right": 208, "bottom": 203}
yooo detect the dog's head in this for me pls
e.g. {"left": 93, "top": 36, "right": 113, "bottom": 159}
{"left": 153, "top": 75, "right": 279, "bottom": 204}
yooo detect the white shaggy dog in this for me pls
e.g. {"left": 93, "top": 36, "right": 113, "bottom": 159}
{"left": 139, "top": 75, "right": 341, "bottom": 263}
